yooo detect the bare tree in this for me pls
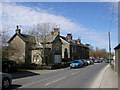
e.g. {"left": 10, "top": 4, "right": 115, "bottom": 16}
{"left": 0, "top": 27, "right": 10, "bottom": 59}
{"left": 89, "top": 45, "right": 110, "bottom": 59}
{"left": 25, "top": 22, "right": 58, "bottom": 65}
{"left": 0, "top": 27, "right": 10, "bottom": 47}
{"left": 25, "top": 23, "right": 57, "bottom": 36}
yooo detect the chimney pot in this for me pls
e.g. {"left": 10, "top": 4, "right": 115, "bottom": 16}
{"left": 15, "top": 25, "right": 21, "bottom": 34}
{"left": 66, "top": 34, "right": 72, "bottom": 40}
{"left": 51, "top": 28, "right": 60, "bottom": 35}
{"left": 77, "top": 37, "right": 81, "bottom": 44}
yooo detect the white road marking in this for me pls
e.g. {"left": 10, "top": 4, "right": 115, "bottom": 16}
{"left": 70, "top": 72, "right": 79, "bottom": 75}
{"left": 20, "top": 70, "right": 70, "bottom": 88}
{"left": 44, "top": 77, "right": 66, "bottom": 86}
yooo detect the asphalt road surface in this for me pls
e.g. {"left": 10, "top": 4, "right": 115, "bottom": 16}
{"left": 11, "top": 62, "right": 108, "bottom": 89}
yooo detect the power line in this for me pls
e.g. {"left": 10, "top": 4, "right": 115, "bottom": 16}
{"left": 109, "top": 2, "right": 115, "bottom": 32}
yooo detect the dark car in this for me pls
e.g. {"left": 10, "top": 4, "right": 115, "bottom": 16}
{"left": 2, "top": 59, "right": 18, "bottom": 73}
{"left": 0, "top": 72, "right": 12, "bottom": 89}
{"left": 80, "top": 59, "right": 88, "bottom": 66}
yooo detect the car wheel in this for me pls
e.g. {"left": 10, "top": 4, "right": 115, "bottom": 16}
{"left": 2, "top": 78, "right": 11, "bottom": 89}
{"left": 82, "top": 65, "right": 84, "bottom": 67}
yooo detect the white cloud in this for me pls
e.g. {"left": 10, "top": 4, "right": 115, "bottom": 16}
{"left": 2, "top": 2, "right": 118, "bottom": 51}
{"left": 2, "top": 3, "right": 85, "bottom": 34}
{"left": 2, "top": 0, "right": 120, "bottom": 2}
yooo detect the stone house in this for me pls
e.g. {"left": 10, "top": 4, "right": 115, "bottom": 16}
{"left": 8, "top": 26, "right": 89, "bottom": 66}
{"left": 8, "top": 26, "right": 62, "bottom": 66}
{"left": 60, "top": 34, "right": 89, "bottom": 62}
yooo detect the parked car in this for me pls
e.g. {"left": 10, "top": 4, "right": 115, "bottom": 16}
{"left": 70, "top": 60, "right": 83, "bottom": 68}
{"left": 90, "top": 60, "right": 94, "bottom": 64}
{"left": 99, "top": 59, "right": 103, "bottom": 62}
{"left": 94, "top": 59, "right": 100, "bottom": 63}
{"left": 2, "top": 59, "right": 18, "bottom": 73}
{"left": 105, "top": 59, "right": 110, "bottom": 63}
{"left": 86, "top": 59, "right": 91, "bottom": 65}
{"left": 0, "top": 72, "right": 12, "bottom": 89}
{"left": 80, "top": 59, "right": 88, "bottom": 66}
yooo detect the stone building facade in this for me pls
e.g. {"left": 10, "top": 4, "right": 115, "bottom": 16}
{"left": 8, "top": 26, "right": 62, "bottom": 66}
{"left": 8, "top": 26, "right": 89, "bottom": 66}
{"left": 114, "top": 44, "right": 120, "bottom": 87}
{"left": 114, "top": 44, "right": 120, "bottom": 73}
{"left": 60, "top": 34, "right": 89, "bottom": 62}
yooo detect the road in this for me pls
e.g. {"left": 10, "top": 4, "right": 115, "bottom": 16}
{"left": 10, "top": 62, "right": 108, "bottom": 89}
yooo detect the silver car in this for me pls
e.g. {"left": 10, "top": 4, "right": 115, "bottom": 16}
{"left": 0, "top": 72, "right": 12, "bottom": 89}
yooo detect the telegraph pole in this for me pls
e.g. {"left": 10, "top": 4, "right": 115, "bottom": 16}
{"left": 108, "top": 32, "right": 111, "bottom": 64}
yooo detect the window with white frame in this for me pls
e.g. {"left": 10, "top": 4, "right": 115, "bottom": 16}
{"left": 33, "top": 55, "right": 39, "bottom": 62}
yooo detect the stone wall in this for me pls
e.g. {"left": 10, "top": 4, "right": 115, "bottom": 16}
{"left": 118, "top": 48, "right": 120, "bottom": 88}
{"left": 61, "top": 39, "right": 70, "bottom": 60}
{"left": 8, "top": 36, "right": 25, "bottom": 64}
{"left": 52, "top": 37, "right": 62, "bottom": 63}
{"left": 115, "top": 49, "right": 119, "bottom": 73}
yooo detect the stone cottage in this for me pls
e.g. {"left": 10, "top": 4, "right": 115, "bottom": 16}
{"left": 60, "top": 34, "right": 89, "bottom": 62}
{"left": 8, "top": 26, "right": 89, "bottom": 66}
{"left": 8, "top": 26, "right": 62, "bottom": 66}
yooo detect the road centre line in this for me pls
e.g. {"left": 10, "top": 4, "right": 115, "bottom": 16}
{"left": 70, "top": 71, "right": 80, "bottom": 75}
{"left": 20, "top": 69, "right": 75, "bottom": 88}
{"left": 44, "top": 77, "right": 66, "bottom": 86}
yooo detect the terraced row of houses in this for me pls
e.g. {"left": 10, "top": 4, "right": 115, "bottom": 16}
{"left": 8, "top": 26, "right": 89, "bottom": 66}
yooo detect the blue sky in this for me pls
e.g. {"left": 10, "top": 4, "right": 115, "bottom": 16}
{"left": 2, "top": 2, "right": 118, "bottom": 52}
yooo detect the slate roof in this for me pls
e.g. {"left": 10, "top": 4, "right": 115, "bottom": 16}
{"left": 8, "top": 31, "right": 88, "bottom": 49}
{"left": 60, "top": 36, "right": 89, "bottom": 48}
{"left": 8, "top": 33, "right": 58, "bottom": 49}
{"left": 8, "top": 33, "right": 58, "bottom": 43}
{"left": 8, "top": 34, "right": 35, "bottom": 43}
{"left": 36, "top": 34, "right": 58, "bottom": 43}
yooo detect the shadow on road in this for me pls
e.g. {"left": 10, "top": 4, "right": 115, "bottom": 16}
{"left": 9, "top": 71, "right": 40, "bottom": 79}
{"left": 10, "top": 84, "right": 22, "bottom": 90}
{"left": 2, "top": 84, "right": 22, "bottom": 90}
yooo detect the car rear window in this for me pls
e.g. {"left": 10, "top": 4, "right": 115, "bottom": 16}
{"left": 73, "top": 61, "right": 79, "bottom": 63}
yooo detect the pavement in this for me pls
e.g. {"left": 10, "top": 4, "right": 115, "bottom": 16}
{"left": 91, "top": 64, "right": 118, "bottom": 88}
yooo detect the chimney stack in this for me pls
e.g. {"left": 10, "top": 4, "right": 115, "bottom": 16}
{"left": 15, "top": 25, "right": 21, "bottom": 34}
{"left": 51, "top": 28, "right": 60, "bottom": 35}
{"left": 66, "top": 34, "right": 72, "bottom": 40}
{"left": 77, "top": 37, "right": 81, "bottom": 44}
